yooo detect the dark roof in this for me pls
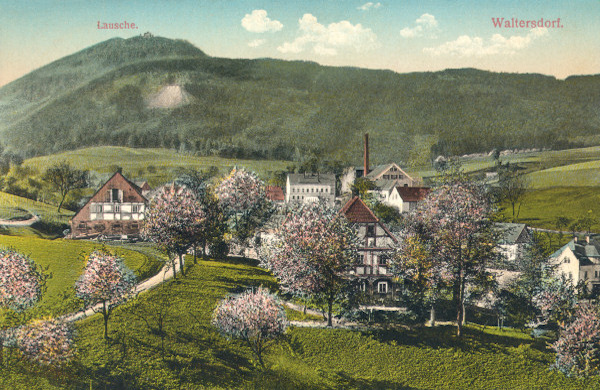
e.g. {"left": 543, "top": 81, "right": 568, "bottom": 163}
{"left": 495, "top": 223, "right": 530, "bottom": 244}
{"left": 287, "top": 173, "right": 335, "bottom": 186}
{"left": 551, "top": 235, "right": 600, "bottom": 266}
{"left": 265, "top": 186, "right": 284, "bottom": 201}
{"left": 396, "top": 187, "right": 430, "bottom": 202}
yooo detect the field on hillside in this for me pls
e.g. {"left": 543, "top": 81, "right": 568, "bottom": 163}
{"left": 2, "top": 256, "right": 597, "bottom": 389}
{"left": 23, "top": 146, "right": 292, "bottom": 187}
{"left": 0, "top": 235, "right": 164, "bottom": 318}
{"left": 0, "top": 191, "right": 72, "bottom": 223}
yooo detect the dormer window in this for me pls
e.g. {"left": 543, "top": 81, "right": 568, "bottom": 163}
{"left": 108, "top": 189, "right": 122, "bottom": 203}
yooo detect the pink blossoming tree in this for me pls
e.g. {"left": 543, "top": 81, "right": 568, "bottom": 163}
{"left": 13, "top": 319, "right": 75, "bottom": 366}
{"left": 75, "top": 249, "right": 136, "bottom": 340}
{"left": 410, "top": 182, "right": 498, "bottom": 336}
{"left": 0, "top": 247, "right": 48, "bottom": 365}
{"left": 212, "top": 287, "right": 287, "bottom": 367}
{"left": 552, "top": 301, "right": 600, "bottom": 377}
{"left": 142, "top": 184, "right": 206, "bottom": 277}
{"left": 260, "top": 202, "right": 360, "bottom": 327}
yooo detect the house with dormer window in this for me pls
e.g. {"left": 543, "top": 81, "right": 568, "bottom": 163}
{"left": 550, "top": 235, "right": 600, "bottom": 296}
{"left": 69, "top": 171, "right": 149, "bottom": 239}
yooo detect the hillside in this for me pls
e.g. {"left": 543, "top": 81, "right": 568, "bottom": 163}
{"left": 0, "top": 35, "right": 599, "bottom": 165}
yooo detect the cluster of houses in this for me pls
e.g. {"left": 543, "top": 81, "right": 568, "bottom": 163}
{"left": 68, "top": 134, "right": 596, "bottom": 301}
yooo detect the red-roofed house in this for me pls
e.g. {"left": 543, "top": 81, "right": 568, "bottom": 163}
{"left": 265, "top": 185, "right": 285, "bottom": 203}
{"left": 387, "top": 186, "right": 431, "bottom": 213}
{"left": 69, "top": 172, "right": 149, "bottom": 239}
{"left": 340, "top": 196, "right": 399, "bottom": 299}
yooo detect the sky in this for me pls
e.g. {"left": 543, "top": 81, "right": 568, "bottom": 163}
{"left": 1, "top": 0, "right": 599, "bottom": 87}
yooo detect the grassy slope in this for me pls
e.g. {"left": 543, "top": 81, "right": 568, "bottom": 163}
{"left": 0, "top": 235, "right": 164, "bottom": 317}
{"left": 4, "top": 257, "right": 597, "bottom": 389}
{"left": 0, "top": 191, "right": 72, "bottom": 223}
{"left": 23, "top": 146, "right": 291, "bottom": 186}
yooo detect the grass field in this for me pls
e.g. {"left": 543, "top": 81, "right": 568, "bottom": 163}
{"left": 0, "top": 235, "right": 164, "bottom": 318}
{"left": 22, "top": 146, "right": 292, "bottom": 187}
{"left": 2, "top": 256, "right": 597, "bottom": 389}
{"left": 0, "top": 191, "right": 73, "bottom": 223}
{"left": 501, "top": 187, "right": 600, "bottom": 232}
{"left": 527, "top": 160, "right": 600, "bottom": 189}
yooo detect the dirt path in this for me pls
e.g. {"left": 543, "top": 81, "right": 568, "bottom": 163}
{"left": 60, "top": 259, "right": 181, "bottom": 323}
{"left": 0, "top": 213, "right": 40, "bottom": 226}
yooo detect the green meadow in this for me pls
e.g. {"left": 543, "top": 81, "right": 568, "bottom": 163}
{"left": 2, "top": 257, "right": 597, "bottom": 389}
{"left": 0, "top": 235, "right": 164, "bottom": 317}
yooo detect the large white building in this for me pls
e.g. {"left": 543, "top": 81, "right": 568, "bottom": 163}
{"left": 285, "top": 173, "right": 336, "bottom": 206}
{"left": 550, "top": 235, "right": 600, "bottom": 295}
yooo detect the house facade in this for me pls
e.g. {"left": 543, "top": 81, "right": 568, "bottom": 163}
{"left": 550, "top": 235, "right": 600, "bottom": 295}
{"left": 340, "top": 197, "right": 399, "bottom": 300}
{"left": 385, "top": 186, "right": 430, "bottom": 213}
{"left": 496, "top": 223, "right": 531, "bottom": 262}
{"left": 286, "top": 173, "right": 335, "bottom": 206}
{"left": 69, "top": 172, "right": 149, "bottom": 239}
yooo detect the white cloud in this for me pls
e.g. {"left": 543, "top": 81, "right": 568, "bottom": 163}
{"left": 400, "top": 13, "right": 438, "bottom": 38}
{"left": 277, "top": 13, "right": 378, "bottom": 55}
{"left": 248, "top": 39, "right": 266, "bottom": 48}
{"left": 357, "top": 2, "right": 382, "bottom": 11}
{"left": 424, "top": 28, "right": 548, "bottom": 57}
{"left": 241, "top": 10, "right": 283, "bottom": 33}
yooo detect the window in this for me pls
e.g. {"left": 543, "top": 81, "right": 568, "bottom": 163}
{"left": 78, "top": 222, "right": 87, "bottom": 229}
{"left": 93, "top": 204, "right": 103, "bottom": 213}
{"left": 379, "top": 254, "right": 388, "bottom": 265}
{"left": 366, "top": 225, "right": 375, "bottom": 237}
{"left": 569, "top": 272, "right": 573, "bottom": 280}
{"left": 360, "top": 281, "right": 367, "bottom": 292}
{"left": 115, "top": 204, "right": 120, "bottom": 213}
{"left": 132, "top": 204, "right": 140, "bottom": 213}
{"left": 564, "top": 257, "right": 570, "bottom": 264}
{"left": 130, "top": 223, "right": 139, "bottom": 230}
{"left": 596, "top": 271, "right": 598, "bottom": 278}
{"left": 585, "top": 271, "right": 589, "bottom": 279}
{"left": 378, "top": 281, "right": 388, "bottom": 294}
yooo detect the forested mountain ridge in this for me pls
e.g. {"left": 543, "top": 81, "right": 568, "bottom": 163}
{"left": 0, "top": 35, "right": 598, "bottom": 166}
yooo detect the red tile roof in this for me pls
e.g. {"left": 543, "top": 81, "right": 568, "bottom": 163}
{"left": 266, "top": 185, "right": 285, "bottom": 201}
{"left": 396, "top": 187, "right": 430, "bottom": 202}
{"left": 340, "top": 196, "right": 379, "bottom": 223}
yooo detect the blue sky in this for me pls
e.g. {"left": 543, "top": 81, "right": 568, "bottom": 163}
{"left": 1, "top": 0, "right": 598, "bottom": 86}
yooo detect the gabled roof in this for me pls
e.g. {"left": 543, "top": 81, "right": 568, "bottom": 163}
{"left": 365, "top": 163, "right": 413, "bottom": 181}
{"left": 70, "top": 171, "right": 147, "bottom": 222}
{"left": 265, "top": 186, "right": 284, "bottom": 201}
{"left": 287, "top": 173, "right": 335, "bottom": 186}
{"left": 340, "top": 196, "right": 398, "bottom": 243}
{"left": 495, "top": 223, "right": 530, "bottom": 244}
{"left": 395, "top": 187, "right": 430, "bottom": 202}
{"left": 550, "top": 235, "right": 600, "bottom": 266}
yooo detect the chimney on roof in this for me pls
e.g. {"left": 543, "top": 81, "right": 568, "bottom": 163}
{"left": 364, "top": 133, "right": 370, "bottom": 176}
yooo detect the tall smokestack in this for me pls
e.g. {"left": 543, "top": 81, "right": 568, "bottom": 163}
{"left": 364, "top": 133, "right": 369, "bottom": 176}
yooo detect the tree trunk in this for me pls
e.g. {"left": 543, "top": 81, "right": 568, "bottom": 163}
{"left": 171, "top": 258, "right": 177, "bottom": 279}
{"left": 178, "top": 253, "right": 186, "bottom": 276}
{"left": 103, "top": 301, "right": 110, "bottom": 340}
{"left": 462, "top": 303, "right": 467, "bottom": 326}
{"left": 193, "top": 245, "right": 197, "bottom": 264}
{"left": 57, "top": 194, "right": 67, "bottom": 213}
{"left": 429, "top": 305, "right": 436, "bottom": 327}
{"left": 457, "top": 279, "right": 466, "bottom": 337}
{"left": 327, "top": 300, "right": 333, "bottom": 327}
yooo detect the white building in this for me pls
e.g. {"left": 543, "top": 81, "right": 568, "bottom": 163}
{"left": 286, "top": 173, "right": 336, "bottom": 206}
{"left": 550, "top": 235, "right": 600, "bottom": 295}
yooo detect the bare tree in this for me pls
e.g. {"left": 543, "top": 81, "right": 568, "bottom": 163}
{"left": 499, "top": 171, "right": 529, "bottom": 220}
{"left": 42, "top": 161, "right": 88, "bottom": 213}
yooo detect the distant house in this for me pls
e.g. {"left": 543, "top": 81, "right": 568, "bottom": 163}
{"left": 385, "top": 186, "right": 430, "bottom": 213}
{"left": 265, "top": 185, "right": 285, "bottom": 203}
{"left": 495, "top": 223, "right": 532, "bottom": 262}
{"left": 69, "top": 172, "right": 149, "bottom": 239}
{"left": 341, "top": 163, "right": 416, "bottom": 194}
{"left": 286, "top": 173, "right": 335, "bottom": 206}
{"left": 550, "top": 235, "right": 600, "bottom": 295}
{"left": 340, "top": 197, "right": 398, "bottom": 299}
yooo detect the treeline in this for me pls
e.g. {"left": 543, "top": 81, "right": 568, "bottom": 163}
{"left": 1, "top": 36, "right": 599, "bottom": 165}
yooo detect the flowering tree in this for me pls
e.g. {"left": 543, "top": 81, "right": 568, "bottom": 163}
{"left": 215, "top": 167, "right": 266, "bottom": 215}
{"left": 552, "top": 302, "right": 600, "bottom": 377}
{"left": 533, "top": 275, "right": 578, "bottom": 327}
{"left": 13, "top": 319, "right": 75, "bottom": 366}
{"left": 214, "top": 167, "right": 270, "bottom": 248}
{"left": 142, "top": 184, "right": 206, "bottom": 276}
{"left": 212, "top": 287, "right": 287, "bottom": 367}
{"left": 260, "top": 202, "right": 360, "bottom": 327}
{"left": 410, "top": 182, "right": 498, "bottom": 336}
{"left": 0, "top": 247, "right": 48, "bottom": 365}
{"left": 75, "top": 249, "right": 136, "bottom": 340}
